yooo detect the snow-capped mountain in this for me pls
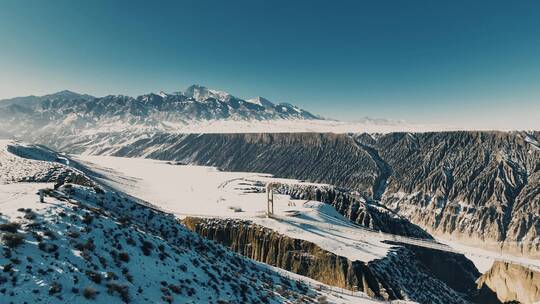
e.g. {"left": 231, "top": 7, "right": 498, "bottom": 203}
{"left": 0, "top": 85, "right": 448, "bottom": 141}
{"left": 0, "top": 90, "right": 95, "bottom": 108}
{"left": 183, "top": 84, "right": 233, "bottom": 103}
{"left": 0, "top": 85, "right": 319, "bottom": 138}
{"left": 246, "top": 96, "right": 275, "bottom": 108}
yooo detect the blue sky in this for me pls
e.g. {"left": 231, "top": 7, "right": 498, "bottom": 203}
{"left": 1, "top": 0, "right": 539, "bottom": 129}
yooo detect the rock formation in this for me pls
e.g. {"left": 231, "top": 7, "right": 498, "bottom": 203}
{"left": 182, "top": 217, "right": 481, "bottom": 304}
{"left": 476, "top": 261, "right": 540, "bottom": 304}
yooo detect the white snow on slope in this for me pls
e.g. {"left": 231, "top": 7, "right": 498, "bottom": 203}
{"left": 184, "top": 85, "right": 232, "bottom": 103}
{"left": 0, "top": 183, "right": 53, "bottom": 217}
{"left": 524, "top": 133, "right": 540, "bottom": 151}
{"left": 77, "top": 156, "right": 394, "bottom": 263}
{"left": 0, "top": 140, "right": 61, "bottom": 184}
{"left": 246, "top": 97, "right": 265, "bottom": 106}
{"left": 0, "top": 183, "right": 312, "bottom": 303}
{"left": 0, "top": 140, "right": 397, "bottom": 304}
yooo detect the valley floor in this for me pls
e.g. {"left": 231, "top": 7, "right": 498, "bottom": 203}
{"left": 76, "top": 155, "right": 540, "bottom": 273}
{"left": 78, "top": 155, "right": 395, "bottom": 263}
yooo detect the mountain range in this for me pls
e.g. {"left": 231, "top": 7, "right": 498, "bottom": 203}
{"left": 0, "top": 85, "right": 319, "bottom": 137}
{"left": 0, "top": 85, "right": 444, "bottom": 139}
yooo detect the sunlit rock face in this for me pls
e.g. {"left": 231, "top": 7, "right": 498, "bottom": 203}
{"left": 182, "top": 217, "right": 480, "bottom": 304}
{"left": 476, "top": 261, "right": 540, "bottom": 304}
{"left": 371, "top": 132, "right": 540, "bottom": 257}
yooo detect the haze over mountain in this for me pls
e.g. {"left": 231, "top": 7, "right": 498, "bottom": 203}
{"left": 0, "top": 84, "right": 444, "bottom": 139}
{"left": 0, "top": 85, "right": 316, "bottom": 119}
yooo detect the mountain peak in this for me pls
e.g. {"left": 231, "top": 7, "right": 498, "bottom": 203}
{"left": 44, "top": 90, "right": 94, "bottom": 101}
{"left": 247, "top": 96, "right": 274, "bottom": 108}
{"left": 184, "top": 84, "right": 231, "bottom": 102}
{"left": 158, "top": 91, "right": 168, "bottom": 98}
{"left": 0, "top": 85, "right": 322, "bottom": 134}
{"left": 56, "top": 89, "right": 77, "bottom": 94}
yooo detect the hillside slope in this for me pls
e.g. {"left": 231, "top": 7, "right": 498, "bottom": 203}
{"left": 0, "top": 140, "right": 385, "bottom": 304}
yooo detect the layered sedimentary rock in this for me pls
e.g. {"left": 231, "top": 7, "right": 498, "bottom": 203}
{"left": 182, "top": 217, "right": 384, "bottom": 296}
{"left": 367, "top": 132, "right": 540, "bottom": 256}
{"left": 182, "top": 217, "right": 481, "bottom": 304}
{"left": 476, "top": 261, "right": 540, "bottom": 304}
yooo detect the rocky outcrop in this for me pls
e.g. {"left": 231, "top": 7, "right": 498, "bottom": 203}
{"left": 270, "top": 182, "right": 433, "bottom": 239}
{"left": 182, "top": 217, "right": 481, "bottom": 304}
{"left": 182, "top": 217, "right": 385, "bottom": 295}
{"left": 476, "top": 261, "right": 540, "bottom": 304}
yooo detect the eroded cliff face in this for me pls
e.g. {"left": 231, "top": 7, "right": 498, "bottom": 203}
{"left": 370, "top": 132, "right": 540, "bottom": 257}
{"left": 475, "top": 261, "right": 540, "bottom": 304}
{"left": 182, "top": 217, "right": 480, "bottom": 304}
{"left": 182, "top": 217, "right": 386, "bottom": 297}
{"left": 80, "top": 131, "right": 539, "bottom": 255}
{"left": 269, "top": 182, "right": 433, "bottom": 239}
